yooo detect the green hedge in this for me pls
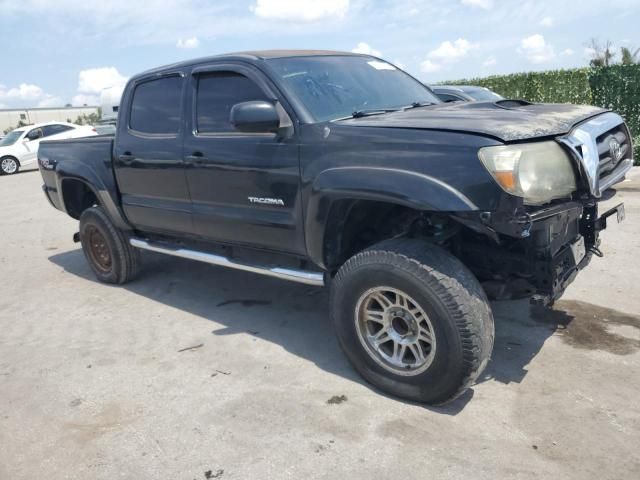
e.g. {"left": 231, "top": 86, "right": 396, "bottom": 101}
{"left": 445, "top": 65, "right": 640, "bottom": 164}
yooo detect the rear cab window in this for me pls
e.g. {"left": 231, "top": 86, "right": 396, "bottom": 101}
{"left": 129, "top": 76, "right": 183, "bottom": 134}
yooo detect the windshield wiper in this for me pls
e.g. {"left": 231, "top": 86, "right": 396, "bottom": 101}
{"left": 402, "top": 101, "right": 436, "bottom": 111}
{"left": 351, "top": 108, "right": 401, "bottom": 118}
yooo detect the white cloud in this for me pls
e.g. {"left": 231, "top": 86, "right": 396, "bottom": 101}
{"left": 0, "top": 83, "right": 62, "bottom": 108}
{"left": 428, "top": 38, "right": 478, "bottom": 62}
{"left": 77, "top": 67, "right": 128, "bottom": 94}
{"left": 461, "top": 0, "right": 493, "bottom": 9}
{"left": 3, "top": 83, "right": 44, "bottom": 101}
{"left": 540, "top": 16, "right": 554, "bottom": 27}
{"left": 177, "top": 36, "right": 199, "bottom": 49}
{"left": 560, "top": 48, "right": 574, "bottom": 56}
{"left": 421, "top": 38, "right": 478, "bottom": 74}
{"left": 584, "top": 47, "right": 596, "bottom": 59}
{"left": 351, "top": 42, "right": 382, "bottom": 57}
{"left": 420, "top": 60, "right": 443, "bottom": 73}
{"left": 519, "top": 34, "right": 556, "bottom": 64}
{"left": 482, "top": 56, "right": 497, "bottom": 67}
{"left": 251, "top": 0, "right": 349, "bottom": 21}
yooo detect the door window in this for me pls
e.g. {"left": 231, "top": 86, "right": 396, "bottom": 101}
{"left": 26, "top": 127, "right": 43, "bottom": 140}
{"left": 42, "top": 124, "right": 74, "bottom": 137}
{"left": 130, "top": 76, "right": 183, "bottom": 134}
{"left": 196, "top": 72, "right": 269, "bottom": 134}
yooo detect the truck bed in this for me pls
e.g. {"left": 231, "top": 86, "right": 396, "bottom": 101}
{"left": 39, "top": 135, "right": 116, "bottom": 213}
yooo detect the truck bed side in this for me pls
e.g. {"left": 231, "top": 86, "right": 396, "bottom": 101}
{"left": 38, "top": 135, "right": 131, "bottom": 230}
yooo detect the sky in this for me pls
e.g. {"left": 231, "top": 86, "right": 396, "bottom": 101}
{"left": 0, "top": 0, "right": 638, "bottom": 109}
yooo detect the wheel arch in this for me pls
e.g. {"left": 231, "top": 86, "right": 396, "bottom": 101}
{"left": 305, "top": 167, "right": 479, "bottom": 270}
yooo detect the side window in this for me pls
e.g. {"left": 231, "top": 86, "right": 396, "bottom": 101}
{"left": 26, "top": 127, "right": 43, "bottom": 140}
{"left": 42, "top": 124, "right": 74, "bottom": 137}
{"left": 130, "top": 76, "right": 183, "bottom": 134}
{"left": 196, "top": 72, "right": 269, "bottom": 134}
{"left": 436, "top": 93, "right": 464, "bottom": 103}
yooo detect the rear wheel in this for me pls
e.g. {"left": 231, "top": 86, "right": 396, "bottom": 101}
{"left": 79, "top": 206, "right": 141, "bottom": 284}
{"left": 0, "top": 157, "right": 19, "bottom": 175}
{"left": 330, "top": 238, "right": 494, "bottom": 405}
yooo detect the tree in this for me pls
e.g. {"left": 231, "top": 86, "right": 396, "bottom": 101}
{"left": 587, "top": 39, "right": 616, "bottom": 67}
{"left": 620, "top": 46, "right": 640, "bottom": 65}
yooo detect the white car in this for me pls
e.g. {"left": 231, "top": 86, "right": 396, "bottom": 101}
{"left": 0, "top": 122, "right": 97, "bottom": 175}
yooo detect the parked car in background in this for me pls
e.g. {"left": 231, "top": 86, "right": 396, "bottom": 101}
{"left": 0, "top": 122, "right": 96, "bottom": 175}
{"left": 431, "top": 85, "right": 504, "bottom": 103}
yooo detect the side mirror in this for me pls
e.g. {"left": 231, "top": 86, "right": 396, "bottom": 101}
{"left": 230, "top": 101, "right": 280, "bottom": 134}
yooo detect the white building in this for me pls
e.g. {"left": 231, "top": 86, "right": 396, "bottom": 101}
{"left": 0, "top": 106, "right": 99, "bottom": 132}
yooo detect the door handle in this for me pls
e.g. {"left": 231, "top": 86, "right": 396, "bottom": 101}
{"left": 118, "top": 153, "right": 135, "bottom": 165}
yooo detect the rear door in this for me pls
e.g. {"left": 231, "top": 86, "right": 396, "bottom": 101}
{"left": 182, "top": 63, "right": 304, "bottom": 254}
{"left": 113, "top": 73, "right": 194, "bottom": 235}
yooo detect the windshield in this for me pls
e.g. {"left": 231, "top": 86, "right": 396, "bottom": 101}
{"left": 466, "top": 89, "right": 504, "bottom": 102}
{"left": 267, "top": 55, "right": 440, "bottom": 122}
{"left": 0, "top": 130, "right": 24, "bottom": 146}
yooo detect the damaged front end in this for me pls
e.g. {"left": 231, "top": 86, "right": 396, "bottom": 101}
{"left": 455, "top": 112, "right": 632, "bottom": 305}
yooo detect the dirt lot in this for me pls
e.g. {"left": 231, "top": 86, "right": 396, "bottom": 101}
{"left": 1, "top": 167, "right": 639, "bottom": 480}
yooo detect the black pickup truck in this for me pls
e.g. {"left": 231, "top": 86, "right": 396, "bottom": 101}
{"left": 38, "top": 50, "right": 632, "bottom": 404}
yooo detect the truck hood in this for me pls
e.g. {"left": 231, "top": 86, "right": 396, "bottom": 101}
{"left": 338, "top": 101, "right": 608, "bottom": 142}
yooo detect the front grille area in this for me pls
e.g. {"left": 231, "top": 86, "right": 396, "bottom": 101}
{"left": 596, "top": 125, "right": 631, "bottom": 178}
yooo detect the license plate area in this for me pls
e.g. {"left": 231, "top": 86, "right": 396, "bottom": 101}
{"left": 595, "top": 203, "right": 625, "bottom": 232}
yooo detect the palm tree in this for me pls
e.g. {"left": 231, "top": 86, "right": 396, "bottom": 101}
{"left": 620, "top": 46, "right": 640, "bottom": 65}
{"left": 587, "top": 39, "right": 616, "bottom": 67}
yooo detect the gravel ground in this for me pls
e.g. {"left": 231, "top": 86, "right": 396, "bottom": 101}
{"left": 1, "top": 167, "right": 639, "bottom": 480}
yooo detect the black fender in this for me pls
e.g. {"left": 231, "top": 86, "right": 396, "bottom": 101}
{"left": 54, "top": 159, "right": 131, "bottom": 231}
{"left": 305, "top": 166, "right": 478, "bottom": 268}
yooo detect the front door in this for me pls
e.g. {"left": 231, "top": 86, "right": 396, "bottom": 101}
{"left": 183, "top": 64, "right": 304, "bottom": 254}
{"left": 21, "top": 126, "right": 44, "bottom": 165}
{"left": 113, "top": 73, "right": 194, "bottom": 236}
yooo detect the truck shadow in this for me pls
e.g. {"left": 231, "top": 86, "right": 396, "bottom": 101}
{"left": 46, "top": 249, "right": 615, "bottom": 414}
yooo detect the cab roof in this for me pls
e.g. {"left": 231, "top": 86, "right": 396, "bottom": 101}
{"left": 133, "top": 50, "right": 368, "bottom": 79}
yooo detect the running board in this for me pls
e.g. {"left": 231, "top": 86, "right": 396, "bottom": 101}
{"left": 129, "top": 238, "right": 325, "bottom": 287}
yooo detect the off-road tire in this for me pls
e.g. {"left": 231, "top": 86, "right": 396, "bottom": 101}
{"left": 79, "top": 206, "right": 141, "bottom": 284}
{"left": 330, "top": 237, "right": 494, "bottom": 405}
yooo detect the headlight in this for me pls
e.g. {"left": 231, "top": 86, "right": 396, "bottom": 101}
{"left": 478, "top": 141, "right": 577, "bottom": 205}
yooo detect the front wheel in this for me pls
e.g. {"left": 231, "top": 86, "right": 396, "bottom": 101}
{"left": 0, "top": 157, "right": 19, "bottom": 175}
{"left": 330, "top": 238, "right": 494, "bottom": 405}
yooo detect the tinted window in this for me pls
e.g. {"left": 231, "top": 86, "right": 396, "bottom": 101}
{"left": 27, "top": 128, "right": 43, "bottom": 140}
{"left": 43, "top": 124, "right": 74, "bottom": 136}
{"left": 435, "top": 93, "right": 465, "bottom": 103}
{"left": 130, "top": 76, "right": 183, "bottom": 134}
{"left": 196, "top": 72, "right": 269, "bottom": 133}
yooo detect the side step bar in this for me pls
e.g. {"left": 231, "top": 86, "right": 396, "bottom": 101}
{"left": 129, "top": 238, "right": 325, "bottom": 287}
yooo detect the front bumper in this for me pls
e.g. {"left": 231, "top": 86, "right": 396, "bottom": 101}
{"left": 457, "top": 199, "right": 626, "bottom": 305}
{"left": 529, "top": 202, "right": 625, "bottom": 305}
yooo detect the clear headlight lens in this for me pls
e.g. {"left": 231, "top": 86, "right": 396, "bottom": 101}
{"left": 478, "top": 141, "right": 577, "bottom": 205}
